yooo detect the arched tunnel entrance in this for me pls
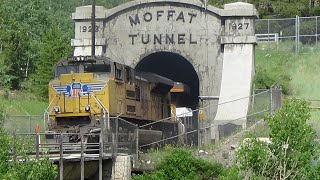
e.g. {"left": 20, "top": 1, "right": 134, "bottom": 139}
{"left": 135, "top": 52, "right": 200, "bottom": 145}
{"left": 135, "top": 52, "right": 200, "bottom": 109}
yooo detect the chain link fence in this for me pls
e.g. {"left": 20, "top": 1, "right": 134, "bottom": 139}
{"left": 139, "top": 87, "right": 282, "bottom": 149}
{"left": 216, "top": 87, "right": 281, "bottom": 141}
{"left": 256, "top": 16, "right": 320, "bottom": 52}
{"left": 4, "top": 115, "right": 45, "bottom": 133}
{"left": 3, "top": 87, "right": 282, "bottom": 150}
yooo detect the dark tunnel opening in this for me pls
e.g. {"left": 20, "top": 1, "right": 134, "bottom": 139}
{"left": 135, "top": 52, "right": 199, "bottom": 108}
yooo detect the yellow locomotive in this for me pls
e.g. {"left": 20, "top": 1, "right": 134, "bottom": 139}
{"left": 47, "top": 57, "right": 186, "bottom": 144}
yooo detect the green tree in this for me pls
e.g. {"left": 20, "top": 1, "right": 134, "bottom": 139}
{"left": 31, "top": 23, "right": 72, "bottom": 98}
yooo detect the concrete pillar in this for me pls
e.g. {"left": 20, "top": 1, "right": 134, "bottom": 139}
{"left": 212, "top": 2, "right": 258, "bottom": 141}
{"left": 113, "top": 156, "right": 131, "bottom": 180}
{"left": 71, "top": 5, "right": 107, "bottom": 57}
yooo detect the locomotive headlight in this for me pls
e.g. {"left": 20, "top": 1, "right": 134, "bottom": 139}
{"left": 54, "top": 106, "right": 60, "bottom": 113}
{"left": 85, "top": 105, "right": 90, "bottom": 112}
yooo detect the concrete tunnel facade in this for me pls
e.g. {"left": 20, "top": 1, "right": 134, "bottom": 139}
{"left": 71, "top": 0, "right": 258, "bottom": 141}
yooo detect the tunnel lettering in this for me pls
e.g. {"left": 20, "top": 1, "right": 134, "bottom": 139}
{"left": 129, "top": 14, "right": 140, "bottom": 26}
{"left": 129, "top": 10, "right": 197, "bottom": 26}
{"left": 129, "top": 34, "right": 138, "bottom": 45}
{"left": 154, "top": 34, "right": 162, "bottom": 44}
{"left": 142, "top": 34, "right": 150, "bottom": 44}
{"left": 157, "top": 10, "right": 164, "bottom": 20}
{"left": 128, "top": 33, "right": 198, "bottom": 45}
{"left": 166, "top": 34, "right": 174, "bottom": 44}
{"left": 143, "top": 12, "right": 152, "bottom": 22}
{"left": 178, "top": 34, "right": 185, "bottom": 44}
{"left": 176, "top": 11, "right": 185, "bottom": 22}
{"left": 167, "top": 10, "right": 175, "bottom": 20}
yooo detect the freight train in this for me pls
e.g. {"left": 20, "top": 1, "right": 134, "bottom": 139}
{"left": 46, "top": 56, "right": 190, "bottom": 145}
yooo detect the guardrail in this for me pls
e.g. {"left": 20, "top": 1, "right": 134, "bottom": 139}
{"left": 256, "top": 33, "right": 279, "bottom": 44}
{"left": 10, "top": 131, "right": 138, "bottom": 160}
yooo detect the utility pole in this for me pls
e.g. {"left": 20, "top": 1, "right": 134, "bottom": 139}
{"left": 91, "top": 0, "right": 96, "bottom": 58}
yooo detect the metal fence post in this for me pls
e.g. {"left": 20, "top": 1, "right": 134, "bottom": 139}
{"left": 35, "top": 133, "right": 40, "bottom": 160}
{"left": 267, "top": 19, "right": 270, "bottom": 42}
{"left": 135, "top": 124, "right": 139, "bottom": 161}
{"left": 13, "top": 132, "right": 17, "bottom": 162}
{"left": 197, "top": 110, "right": 201, "bottom": 153}
{"left": 270, "top": 87, "right": 273, "bottom": 114}
{"left": 99, "top": 112, "right": 104, "bottom": 180}
{"left": 29, "top": 115, "right": 31, "bottom": 133}
{"left": 115, "top": 118, "right": 118, "bottom": 156}
{"left": 298, "top": 16, "right": 300, "bottom": 52}
{"left": 80, "top": 132, "right": 84, "bottom": 180}
{"left": 295, "top": 15, "right": 298, "bottom": 53}
{"left": 316, "top": 16, "right": 318, "bottom": 46}
{"left": 59, "top": 133, "right": 64, "bottom": 180}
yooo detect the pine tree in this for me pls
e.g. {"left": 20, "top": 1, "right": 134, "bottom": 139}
{"left": 31, "top": 23, "right": 71, "bottom": 98}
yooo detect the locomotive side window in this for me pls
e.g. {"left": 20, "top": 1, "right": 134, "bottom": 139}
{"left": 114, "top": 63, "right": 123, "bottom": 80}
{"left": 84, "top": 64, "right": 111, "bottom": 73}
{"left": 135, "top": 86, "right": 141, "bottom": 101}
{"left": 56, "top": 65, "right": 79, "bottom": 77}
{"left": 125, "top": 67, "right": 135, "bottom": 84}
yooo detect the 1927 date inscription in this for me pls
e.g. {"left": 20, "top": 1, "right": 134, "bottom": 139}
{"left": 229, "top": 22, "right": 250, "bottom": 30}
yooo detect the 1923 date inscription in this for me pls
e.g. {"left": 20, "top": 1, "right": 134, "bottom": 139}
{"left": 79, "top": 25, "right": 99, "bottom": 33}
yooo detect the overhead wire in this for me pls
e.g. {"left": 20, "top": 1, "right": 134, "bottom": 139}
{"left": 140, "top": 89, "right": 270, "bottom": 128}
{"left": 139, "top": 108, "right": 270, "bottom": 148}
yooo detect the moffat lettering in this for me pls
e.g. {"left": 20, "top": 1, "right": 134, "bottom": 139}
{"left": 128, "top": 10, "right": 198, "bottom": 45}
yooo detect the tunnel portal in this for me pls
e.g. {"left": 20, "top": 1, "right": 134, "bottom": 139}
{"left": 135, "top": 52, "right": 199, "bottom": 108}
{"left": 71, "top": 0, "right": 258, "bottom": 141}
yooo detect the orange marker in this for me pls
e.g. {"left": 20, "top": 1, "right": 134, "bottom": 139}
{"left": 36, "top": 123, "right": 41, "bottom": 134}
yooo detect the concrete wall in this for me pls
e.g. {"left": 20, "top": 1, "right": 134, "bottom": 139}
{"left": 113, "top": 156, "right": 131, "bottom": 180}
{"left": 212, "top": 3, "right": 257, "bottom": 140}
{"left": 71, "top": 0, "right": 258, "bottom": 141}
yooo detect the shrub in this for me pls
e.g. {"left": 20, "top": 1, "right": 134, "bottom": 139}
{"left": 254, "top": 68, "right": 291, "bottom": 94}
{"left": 133, "top": 149, "right": 224, "bottom": 180}
{"left": 237, "top": 99, "right": 318, "bottom": 179}
{"left": 0, "top": 128, "right": 10, "bottom": 178}
{"left": 0, "top": 103, "right": 5, "bottom": 123}
{"left": 218, "top": 166, "right": 243, "bottom": 180}
{"left": 0, "top": 126, "right": 57, "bottom": 179}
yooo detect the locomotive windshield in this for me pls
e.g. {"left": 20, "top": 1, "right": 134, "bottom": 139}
{"left": 56, "top": 65, "right": 79, "bottom": 76}
{"left": 84, "top": 64, "right": 111, "bottom": 73}
{"left": 55, "top": 62, "right": 111, "bottom": 77}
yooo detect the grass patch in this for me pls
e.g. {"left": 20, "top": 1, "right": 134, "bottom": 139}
{"left": 0, "top": 91, "right": 47, "bottom": 133}
{"left": 255, "top": 42, "right": 320, "bottom": 133}
{"left": 255, "top": 42, "right": 299, "bottom": 94}
{"left": 0, "top": 90, "right": 47, "bottom": 115}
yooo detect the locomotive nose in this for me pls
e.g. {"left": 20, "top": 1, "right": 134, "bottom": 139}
{"left": 49, "top": 72, "right": 109, "bottom": 116}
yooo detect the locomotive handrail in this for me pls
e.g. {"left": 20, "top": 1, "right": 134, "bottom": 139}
{"left": 43, "top": 94, "right": 60, "bottom": 131}
{"left": 45, "top": 94, "right": 59, "bottom": 113}
{"left": 91, "top": 94, "right": 110, "bottom": 131}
